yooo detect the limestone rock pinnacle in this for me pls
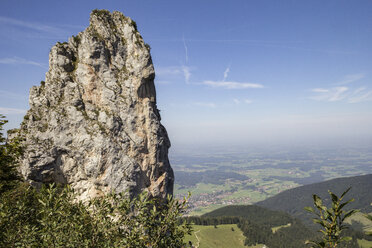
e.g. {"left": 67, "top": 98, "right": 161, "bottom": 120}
{"left": 17, "top": 9, "right": 174, "bottom": 200}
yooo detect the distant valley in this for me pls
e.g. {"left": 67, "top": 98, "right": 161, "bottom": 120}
{"left": 172, "top": 145, "right": 372, "bottom": 215}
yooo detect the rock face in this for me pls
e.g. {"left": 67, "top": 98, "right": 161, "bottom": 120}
{"left": 17, "top": 10, "right": 173, "bottom": 200}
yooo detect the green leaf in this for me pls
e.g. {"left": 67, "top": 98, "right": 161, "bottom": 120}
{"left": 305, "top": 240, "right": 315, "bottom": 245}
{"left": 339, "top": 198, "right": 354, "bottom": 210}
{"left": 313, "top": 219, "right": 326, "bottom": 228}
{"left": 340, "top": 187, "right": 351, "bottom": 200}
{"left": 342, "top": 209, "right": 359, "bottom": 221}
{"left": 328, "top": 190, "right": 338, "bottom": 203}
{"left": 340, "top": 236, "right": 352, "bottom": 242}
{"left": 313, "top": 194, "right": 323, "bottom": 210}
{"left": 304, "top": 206, "right": 315, "bottom": 213}
{"left": 38, "top": 199, "right": 46, "bottom": 206}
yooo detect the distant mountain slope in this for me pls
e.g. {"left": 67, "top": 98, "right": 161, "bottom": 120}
{"left": 256, "top": 174, "right": 372, "bottom": 226}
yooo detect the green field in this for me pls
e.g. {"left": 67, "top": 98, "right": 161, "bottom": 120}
{"left": 184, "top": 224, "right": 281, "bottom": 248}
{"left": 185, "top": 224, "right": 246, "bottom": 248}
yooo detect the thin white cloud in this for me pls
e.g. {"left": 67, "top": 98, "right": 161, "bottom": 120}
{"left": 203, "top": 66, "right": 263, "bottom": 90}
{"left": 223, "top": 66, "right": 230, "bottom": 82}
{"left": 348, "top": 88, "right": 372, "bottom": 103}
{"left": 182, "top": 66, "right": 191, "bottom": 84}
{"left": 311, "top": 88, "right": 329, "bottom": 93}
{"left": 0, "top": 107, "right": 26, "bottom": 115}
{"left": 0, "top": 16, "right": 63, "bottom": 34}
{"left": 203, "top": 80, "right": 264, "bottom": 89}
{"left": 182, "top": 35, "right": 188, "bottom": 63}
{"left": 310, "top": 87, "right": 348, "bottom": 102}
{"left": 351, "top": 87, "right": 367, "bottom": 95}
{"left": 337, "top": 73, "right": 365, "bottom": 85}
{"left": 156, "top": 65, "right": 192, "bottom": 84}
{"left": 233, "top": 99, "right": 252, "bottom": 104}
{"left": 310, "top": 73, "right": 372, "bottom": 103}
{"left": 310, "top": 86, "right": 372, "bottom": 103}
{"left": 193, "top": 102, "right": 216, "bottom": 108}
{"left": 156, "top": 66, "right": 183, "bottom": 76}
{"left": 0, "top": 56, "right": 46, "bottom": 68}
{"left": 329, "top": 87, "right": 348, "bottom": 101}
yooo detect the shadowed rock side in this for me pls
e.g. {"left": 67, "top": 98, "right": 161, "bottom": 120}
{"left": 17, "top": 10, "right": 174, "bottom": 200}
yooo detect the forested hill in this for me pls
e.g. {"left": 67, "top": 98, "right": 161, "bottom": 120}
{"left": 256, "top": 173, "right": 372, "bottom": 226}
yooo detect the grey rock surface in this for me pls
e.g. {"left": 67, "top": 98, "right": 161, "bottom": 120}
{"left": 17, "top": 10, "right": 173, "bottom": 200}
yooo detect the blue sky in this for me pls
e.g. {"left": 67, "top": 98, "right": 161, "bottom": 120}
{"left": 1, "top": 0, "right": 372, "bottom": 150}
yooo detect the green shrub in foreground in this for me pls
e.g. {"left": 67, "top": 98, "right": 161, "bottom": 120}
{"left": 0, "top": 184, "right": 192, "bottom": 248}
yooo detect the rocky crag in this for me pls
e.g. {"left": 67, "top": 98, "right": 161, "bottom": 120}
{"left": 16, "top": 9, "right": 174, "bottom": 200}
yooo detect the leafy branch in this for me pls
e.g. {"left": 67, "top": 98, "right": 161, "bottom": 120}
{"left": 304, "top": 187, "right": 358, "bottom": 248}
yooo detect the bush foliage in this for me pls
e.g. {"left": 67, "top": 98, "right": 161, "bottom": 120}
{"left": 0, "top": 184, "right": 192, "bottom": 248}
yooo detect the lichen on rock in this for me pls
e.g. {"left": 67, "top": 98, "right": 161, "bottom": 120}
{"left": 17, "top": 9, "right": 174, "bottom": 200}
